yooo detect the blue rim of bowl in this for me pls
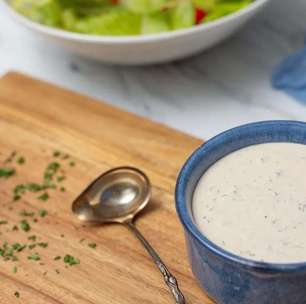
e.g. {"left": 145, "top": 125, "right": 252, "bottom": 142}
{"left": 2, "top": 0, "right": 270, "bottom": 44}
{"left": 176, "top": 120, "right": 306, "bottom": 273}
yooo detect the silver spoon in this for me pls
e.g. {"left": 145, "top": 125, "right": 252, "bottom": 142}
{"left": 72, "top": 166, "right": 185, "bottom": 304}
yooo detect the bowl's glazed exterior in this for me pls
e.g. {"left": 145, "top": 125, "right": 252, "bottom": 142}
{"left": 176, "top": 121, "right": 306, "bottom": 304}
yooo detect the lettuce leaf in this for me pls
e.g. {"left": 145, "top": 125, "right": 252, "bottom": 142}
{"left": 122, "top": 0, "right": 167, "bottom": 14}
{"left": 12, "top": 0, "right": 62, "bottom": 26}
{"left": 141, "top": 12, "right": 170, "bottom": 34}
{"left": 205, "top": 0, "right": 253, "bottom": 22}
{"left": 192, "top": 0, "right": 216, "bottom": 11}
{"left": 73, "top": 7, "right": 141, "bottom": 35}
{"left": 170, "top": 0, "right": 194, "bottom": 30}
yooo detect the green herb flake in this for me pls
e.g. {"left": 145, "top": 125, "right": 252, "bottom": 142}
{"left": 27, "top": 253, "right": 40, "bottom": 261}
{"left": 12, "top": 182, "right": 52, "bottom": 202}
{"left": 12, "top": 225, "right": 19, "bottom": 231}
{"left": 0, "top": 220, "right": 8, "bottom": 225}
{"left": 0, "top": 242, "right": 18, "bottom": 261}
{"left": 28, "top": 244, "right": 36, "bottom": 250}
{"left": 17, "top": 156, "right": 25, "bottom": 165}
{"left": 5, "top": 151, "right": 16, "bottom": 163}
{"left": 63, "top": 254, "right": 80, "bottom": 266}
{"left": 37, "top": 242, "right": 48, "bottom": 248}
{"left": 13, "top": 184, "right": 26, "bottom": 201}
{"left": 69, "top": 161, "right": 75, "bottom": 167}
{"left": 53, "top": 151, "right": 61, "bottom": 157}
{"left": 43, "top": 161, "right": 61, "bottom": 188}
{"left": 0, "top": 168, "right": 15, "bottom": 179}
{"left": 12, "top": 243, "right": 26, "bottom": 252}
{"left": 37, "top": 192, "right": 49, "bottom": 202}
{"left": 13, "top": 194, "right": 21, "bottom": 202}
{"left": 60, "top": 187, "right": 66, "bottom": 192}
{"left": 19, "top": 210, "right": 35, "bottom": 217}
{"left": 39, "top": 209, "right": 48, "bottom": 217}
{"left": 14, "top": 184, "right": 26, "bottom": 195}
{"left": 19, "top": 220, "right": 30, "bottom": 232}
{"left": 57, "top": 176, "right": 65, "bottom": 183}
{"left": 12, "top": 266, "right": 17, "bottom": 273}
{"left": 14, "top": 291, "right": 20, "bottom": 298}
{"left": 28, "top": 235, "right": 36, "bottom": 242}
{"left": 27, "top": 183, "right": 43, "bottom": 192}
{"left": 54, "top": 256, "right": 61, "bottom": 261}
{"left": 88, "top": 243, "right": 97, "bottom": 249}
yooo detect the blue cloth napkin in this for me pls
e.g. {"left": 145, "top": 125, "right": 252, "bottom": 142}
{"left": 272, "top": 43, "right": 306, "bottom": 103}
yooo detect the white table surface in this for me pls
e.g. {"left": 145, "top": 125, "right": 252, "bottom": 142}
{"left": 1, "top": 0, "right": 306, "bottom": 140}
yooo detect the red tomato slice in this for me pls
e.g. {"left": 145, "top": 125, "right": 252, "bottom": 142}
{"left": 195, "top": 7, "right": 207, "bottom": 25}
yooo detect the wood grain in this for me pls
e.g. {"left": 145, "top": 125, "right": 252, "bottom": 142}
{"left": 0, "top": 72, "right": 212, "bottom": 304}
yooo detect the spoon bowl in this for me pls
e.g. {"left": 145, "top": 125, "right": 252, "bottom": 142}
{"left": 72, "top": 166, "right": 185, "bottom": 304}
{"left": 72, "top": 167, "right": 151, "bottom": 223}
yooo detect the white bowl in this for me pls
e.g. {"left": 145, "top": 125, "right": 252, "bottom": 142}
{"left": 2, "top": 0, "right": 270, "bottom": 65}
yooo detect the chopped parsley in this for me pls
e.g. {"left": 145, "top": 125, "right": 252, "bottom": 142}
{"left": 88, "top": 243, "right": 97, "bottom": 249}
{"left": 27, "top": 253, "right": 40, "bottom": 261}
{"left": 38, "top": 209, "right": 48, "bottom": 217}
{"left": 28, "top": 235, "right": 36, "bottom": 242}
{"left": 17, "top": 156, "right": 25, "bottom": 165}
{"left": 37, "top": 192, "right": 49, "bottom": 202}
{"left": 13, "top": 184, "right": 26, "bottom": 201}
{"left": 0, "top": 168, "right": 15, "bottom": 179}
{"left": 28, "top": 244, "right": 36, "bottom": 250}
{"left": 10, "top": 150, "right": 74, "bottom": 203}
{"left": 53, "top": 151, "right": 61, "bottom": 157}
{"left": 13, "top": 194, "right": 21, "bottom": 202}
{"left": 12, "top": 225, "right": 18, "bottom": 231}
{"left": 13, "top": 182, "right": 50, "bottom": 201}
{"left": 43, "top": 162, "right": 60, "bottom": 185}
{"left": 27, "top": 183, "right": 45, "bottom": 192}
{"left": 12, "top": 243, "right": 26, "bottom": 252}
{"left": 37, "top": 242, "right": 48, "bottom": 248}
{"left": 57, "top": 176, "right": 65, "bottom": 183}
{"left": 14, "top": 291, "right": 20, "bottom": 298}
{"left": 19, "top": 210, "right": 35, "bottom": 217}
{"left": 1, "top": 149, "right": 78, "bottom": 276}
{"left": 14, "top": 184, "right": 26, "bottom": 195}
{"left": 5, "top": 151, "right": 16, "bottom": 163}
{"left": 63, "top": 254, "right": 80, "bottom": 266}
{"left": 0, "top": 242, "right": 18, "bottom": 261}
{"left": 19, "top": 220, "right": 30, "bottom": 232}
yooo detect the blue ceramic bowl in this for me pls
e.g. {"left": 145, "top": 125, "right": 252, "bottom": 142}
{"left": 176, "top": 121, "right": 306, "bottom": 304}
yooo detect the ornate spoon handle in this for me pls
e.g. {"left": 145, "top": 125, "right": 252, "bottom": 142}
{"left": 126, "top": 221, "right": 185, "bottom": 304}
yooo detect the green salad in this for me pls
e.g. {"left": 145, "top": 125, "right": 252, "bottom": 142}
{"left": 11, "top": 0, "right": 254, "bottom": 36}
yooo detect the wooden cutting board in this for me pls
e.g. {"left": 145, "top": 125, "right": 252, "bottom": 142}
{"left": 0, "top": 72, "right": 212, "bottom": 304}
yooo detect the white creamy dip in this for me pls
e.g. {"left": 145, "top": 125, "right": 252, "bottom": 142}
{"left": 192, "top": 143, "right": 306, "bottom": 263}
